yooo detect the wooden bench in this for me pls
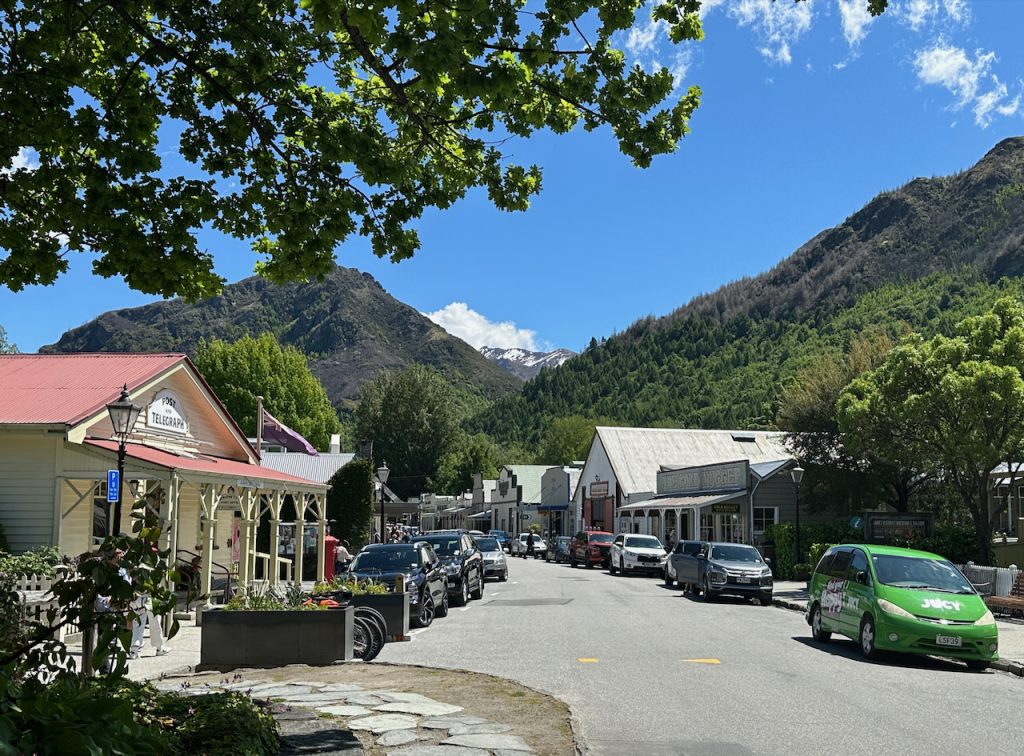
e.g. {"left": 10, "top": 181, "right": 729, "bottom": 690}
{"left": 987, "top": 571, "right": 1024, "bottom": 616}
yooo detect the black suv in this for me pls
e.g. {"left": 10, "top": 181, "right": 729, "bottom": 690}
{"left": 348, "top": 543, "right": 449, "bottom": 627}
{"left": 417, "top": 532, "right": 485, "bottom": 606}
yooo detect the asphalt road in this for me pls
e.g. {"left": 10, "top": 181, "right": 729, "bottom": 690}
{"left": 381, "top": 555, "right": 1024, "bottom": 755}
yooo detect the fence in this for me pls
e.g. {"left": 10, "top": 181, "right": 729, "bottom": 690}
{"left": 14, "top": 574, "right": 79, "bottom": 640}
{"left": 957, "top": 563, "right": 1021, "bottom": 598}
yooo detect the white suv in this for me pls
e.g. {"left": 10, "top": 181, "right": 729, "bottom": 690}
{"left": 512, "top": 533, "right": 547, "bottom": 559}
{"left": 609, "top": 534, "right": 667, "bottom": 575}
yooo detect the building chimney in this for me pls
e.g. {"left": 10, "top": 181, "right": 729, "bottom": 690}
{"left": 329, "top": 434, "right": 341, "bottom": 454}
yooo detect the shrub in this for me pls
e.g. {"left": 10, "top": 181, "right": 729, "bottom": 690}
{"left": 0, "top": 545, "right": 61, "bottom": 578}
{"left": 893, "top": 522, "right": 976, "bottom": 564}
{"left": 765, "top": 523, "right": 860, "bottom": 580}
{"left": 2, "top": 677, "right": 278, "bottom": 756}
{"left": 807, "top": 543, "right": 835, "bottom": 572}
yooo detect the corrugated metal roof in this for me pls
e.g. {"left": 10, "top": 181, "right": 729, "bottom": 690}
{"left": 0, "top": 354, "right": 185, "bottom": 424}
{"left": 596, "top": 427, "right": 792, "bottom": 497}
{"left": 261, "top": 452, "right": 355, "bottom": 484}
{"left": 505, "top": 464, "right": 552, "bottom": 504}
{"left": 621, "top": 491, "right": 745, "bottom": 512}
{"left": 85, "top": 440, "right": 325, "bottom": 488}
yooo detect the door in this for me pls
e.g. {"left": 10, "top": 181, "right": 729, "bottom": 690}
{"left": 820, "top": 549, "right": 853, "bottom": 635}
{"left": 842, "top": 548, "right": 872, "bottom": 633}
{"left": 612, "top": 534, "right": 624, "bottom": 565}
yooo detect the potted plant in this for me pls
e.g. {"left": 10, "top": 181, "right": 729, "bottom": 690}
{"left": 200, "top": 583, "right": 354, "bottom": 670}
{"left": 313, "top": 577, "right": 410, "bottom": 641}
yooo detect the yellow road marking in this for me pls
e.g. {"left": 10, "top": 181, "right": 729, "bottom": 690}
{"left": 577, "top": 658, "right": 600, "bottom": 663}
{"left": 683, "top": 658, "right": 721, "bottom": 664}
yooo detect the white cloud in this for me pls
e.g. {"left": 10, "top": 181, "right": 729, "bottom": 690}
{"left": 902, "top": 0, "right": 937, "bottom": 31}
{"left": 728, "top": 0, "right": 815, "bottom": 65}
{"left": 424, "top": 302, "right": 539, "bottom": 350}
{"left": 942, "top": 0, "right": 970, "bottom": 24}
{"left": 914, "top": 43, "right": 1021, "bottom": 127}
{"left": 838, "top": 0, "right": 877, "bottom": 46}
{"left": 625, "top": 14, "right": 660, "bottom": 56}
{"left": 1, "top": 147, "right": 38, "bottom": 176}
{"left": 894, "top": 0, "right": 970, "bottom": 31}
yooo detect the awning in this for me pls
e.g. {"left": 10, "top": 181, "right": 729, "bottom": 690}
{"left": 620, "top": 490, "right": 745, "bottom": 513}
{"left": 467, "top": 510, "right": 492, "bottom": 519}
{"left": 84, "top": 440, "right": 325, "bottom": 490}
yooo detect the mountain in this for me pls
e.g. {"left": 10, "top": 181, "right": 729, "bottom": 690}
{"left": 471, "top": 137, "right": 1024, "bottom": 444}
{"left": 479, "top": 346, "right": 575, "bottom": 380}
{"left": 42, "top": 265, "right": 523, "bottom": 411}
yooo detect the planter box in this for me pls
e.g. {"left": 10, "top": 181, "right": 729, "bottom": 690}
{"left": 346, "top": 593, "right": 411, "bottom": 641}
{"left": 199, "top": 607, "right": 353, "bottom": 671}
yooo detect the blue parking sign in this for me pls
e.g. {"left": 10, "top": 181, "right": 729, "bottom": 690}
{"left": 107, "top": 470, "right": 120, "bottom": 503}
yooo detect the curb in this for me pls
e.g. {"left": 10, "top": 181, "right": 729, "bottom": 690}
{"left": 771, "top": 598, "right": 1024, "bottom": 676}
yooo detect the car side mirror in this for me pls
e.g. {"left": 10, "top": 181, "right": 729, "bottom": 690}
{"left": 765, "top": 558, "right": 773, "bottom": 568}
{"left": 856, "top": 570, "right": 869, "bottom": 585}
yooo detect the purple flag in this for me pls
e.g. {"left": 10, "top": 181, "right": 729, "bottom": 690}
{"left": 261, "top": 408, "right": 319, "bottom": 456}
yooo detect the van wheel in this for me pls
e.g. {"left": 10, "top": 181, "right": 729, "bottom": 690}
{"left": 859, "top": 615, "right": 879, "bottom": 660}
{"left": 811, "top": 604, "right": 831, "bottom": 642}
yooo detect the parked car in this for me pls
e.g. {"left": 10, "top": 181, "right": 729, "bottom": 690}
{"left": 512, "top": 533, "right": 548, "bottom": 558}
{"left": 468, "top": 530, "right": 486, "bottom": 538}
{"left": 569, "top": 530, "right": 614, "bottom": 568}
{"left": 474, "top": 536, "right": 509, "bottom": 581}
{"left": 669, "top": 541, "right": 773, "bottom": 605}
{"left": 416, "top": 532, "right": 485, "bottom": 606}
{"left": 806, "top": 544, "right": 998, "bottom": 669}
{"left": 348, "top": 543, "right": 448, "bottom": 627}
{"left": 546, "top": 536, "right": 573, "bottom": 564}
{"left": 609, "top": 533, "right": 667, "bottom": 575}
{"left": 488, "top": 530, "right": 511, "bottom": 552}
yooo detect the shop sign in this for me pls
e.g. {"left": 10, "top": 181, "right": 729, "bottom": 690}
{"left": 710, "top": 501, "right": 741, "bottom": 514}
{"left": 658, "top": 460, "right": 748, "bottom": 495}
{"left": 590, "top": 481, "right": 609, "bottom": 498}
{"left": 865, "top": 513, "right": 934, "bottom": 543}
{"left": 147, "top": 389, "right": 189, "bottom": 436}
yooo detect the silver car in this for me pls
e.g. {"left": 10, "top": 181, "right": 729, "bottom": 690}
{"left": 474, "top": 536, "right": 508, "bottom": 581}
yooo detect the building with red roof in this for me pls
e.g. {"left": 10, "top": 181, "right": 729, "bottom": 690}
{"left": 0, "top": 353, "right": 330, "bottom": 600}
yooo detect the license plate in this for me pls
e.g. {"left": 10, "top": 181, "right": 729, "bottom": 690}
{"left": 736, "top": 577, "right": 751, "bottom": 584}
{"left": 936, "top": 635, "right": 962, "bottom": 647}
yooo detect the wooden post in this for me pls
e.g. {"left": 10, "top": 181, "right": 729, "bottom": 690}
{"left": 316, "top": 515, "right": 327, "bottom": 584}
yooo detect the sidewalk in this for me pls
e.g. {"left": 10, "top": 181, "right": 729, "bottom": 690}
{"left": 772, "top": 580, "right": 1024, "bottom": 676}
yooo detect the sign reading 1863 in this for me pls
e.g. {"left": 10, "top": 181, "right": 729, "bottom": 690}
{"left": 147, "top": 389, "right": 189, "bottom": 436}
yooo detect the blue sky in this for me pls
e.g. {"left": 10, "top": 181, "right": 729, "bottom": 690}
{"left": 3, "top": 0, "right": 1024, "bottom": 354}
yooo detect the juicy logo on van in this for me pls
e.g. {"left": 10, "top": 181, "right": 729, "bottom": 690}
{"left": 922, "top": 598, "right": 961, "bottom": 612}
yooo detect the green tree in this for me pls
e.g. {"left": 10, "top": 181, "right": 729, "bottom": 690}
{"left": 536, "top": 415, "right": 596, "bottom": 466}
{"left": 326, "top": 458, "right": 375, "bottom": 549}
{"left": 0, "top": 0, "right": 708, "bottom": 298}
{"left": 354, "top": 365, "right": 461, "bottom": 499}
{"left": 838, "top": 298, "right": 1024, "bottom": 563}
{"left": 431, "top": 433, "right": 501, "bottom": 495}
{"left": 777, "top": 331, "right": 929, "bottom": 513}
{"left": 194, "top": 332, "right": 341, "bottom": 450}
{"left": 0, "top": 325, "right": 15, "bottom": 354}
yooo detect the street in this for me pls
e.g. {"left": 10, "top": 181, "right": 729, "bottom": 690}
{"left": 382, "top": 555, "right": 1024, "bottom": 755}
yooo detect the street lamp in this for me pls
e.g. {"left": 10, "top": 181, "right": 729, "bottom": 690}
{"left": 377, "top": 461, "right": 390, "bottom": 543}
{"left": 106, "top": 385, "right": 142, "bottom": 537}
{"left": 791, "top": 465, "right": 804, "bottom": 569}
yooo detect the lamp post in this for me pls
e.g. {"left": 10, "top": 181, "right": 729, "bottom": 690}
{"left": 791, "top": 465, "right": 804, "bottom": 569}
{"left": 106, "top": 385, "right": 143, "bottom": 538}
{"left": 377, "top": 462, "right": 390, "bottom": 544}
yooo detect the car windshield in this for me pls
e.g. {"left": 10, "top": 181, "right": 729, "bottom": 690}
{"left": 625, "top": 536, "right": 662, "bottom": 549}
{"left": 872, "top": 555, "right": 974, "bottom": 593}
{"left": 589, "top": 534, "right": 614, "bottom": 544}
{"left": 711, "top": 545, "right": 762, "bottom": 562}
{"left": 421, "top": 538, "right": 460, "bottom": 556}
{"left": 351, "top": 550, "right": 419, "bottom": 571}
{"left": 476, "top": 537, "right": 500, "bottom": 551}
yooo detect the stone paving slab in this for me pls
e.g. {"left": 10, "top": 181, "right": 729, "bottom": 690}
{"left": 376, "top": 730, "right": 420, "bottom": 747}
{"left": 348, "top": 713, "right": 419, "bottom": 734}
{"left": 419, "top": 715, "right": 488, "bottom": 730}
{"left": 374, "top": 701, "right": 464, "bottom": 717}
{"left": 387, "top": 746, "right": 489, "bottom": 756}
{"left": 317, "top": 704, "right": 373, "bottom": 718}
{"left": 447, "top": 723, "right": 513, "bottom": 736}
{"left": 441, "top": 733, "right": 534, "bottom": 752}
{"left": 278, "top": 719, "right": 364, "bottom": 755}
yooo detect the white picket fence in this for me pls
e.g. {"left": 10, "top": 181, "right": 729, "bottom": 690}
{"left": 13, "top": 574, "right": 74, "bottom": 639}
{"left": 957, "top": 563, "right": 1021, "bottom": 597}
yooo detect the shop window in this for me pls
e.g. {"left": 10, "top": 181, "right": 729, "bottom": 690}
{"left": 699, "top": 513, "right": 713, "bottom": 541}
{"left": 753, "top": 506, "right": 778, "bottom": 535}
{"left": 92, "top": 482, "right": 109, "bottom": 545}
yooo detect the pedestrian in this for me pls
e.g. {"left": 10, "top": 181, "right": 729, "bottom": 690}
{"left": 372, "top": 530, "right": 381, "bottom": 544}
{"left": 336, "top": 539, "right": 352, "bottom": 573}
{"left": 92, "top": 546, "right": 132, "bottom": 673}
{"left": 130, "top": 592, "right": 171, "bottom": 658}
{"left": 525, "top": 531, "right": 535, "bottom": 559}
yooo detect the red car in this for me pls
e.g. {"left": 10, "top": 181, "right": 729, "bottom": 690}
{"left": 569, "top": 530, "right": 614, "bottom": 568}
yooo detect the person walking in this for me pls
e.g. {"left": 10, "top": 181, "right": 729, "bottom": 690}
{"left": 335, "top": 539, "right": 352, "bottom": 573}
{"left": 525, "top": 531, "right": 535, "bottom": 559}
{"left": 130, "top": 592, "right": 171, "bottom": 658}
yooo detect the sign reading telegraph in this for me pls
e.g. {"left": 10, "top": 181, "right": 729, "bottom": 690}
{"left": 147, "top": 389, "right": 189, "bottom": 436}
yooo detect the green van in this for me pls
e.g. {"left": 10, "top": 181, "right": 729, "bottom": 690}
{"left": 806, "top": 544, "right": 998, "bottom": 670}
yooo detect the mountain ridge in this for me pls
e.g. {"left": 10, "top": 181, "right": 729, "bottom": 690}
{"left": 479, "top": 346, "right": 575, "bottom": 380}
